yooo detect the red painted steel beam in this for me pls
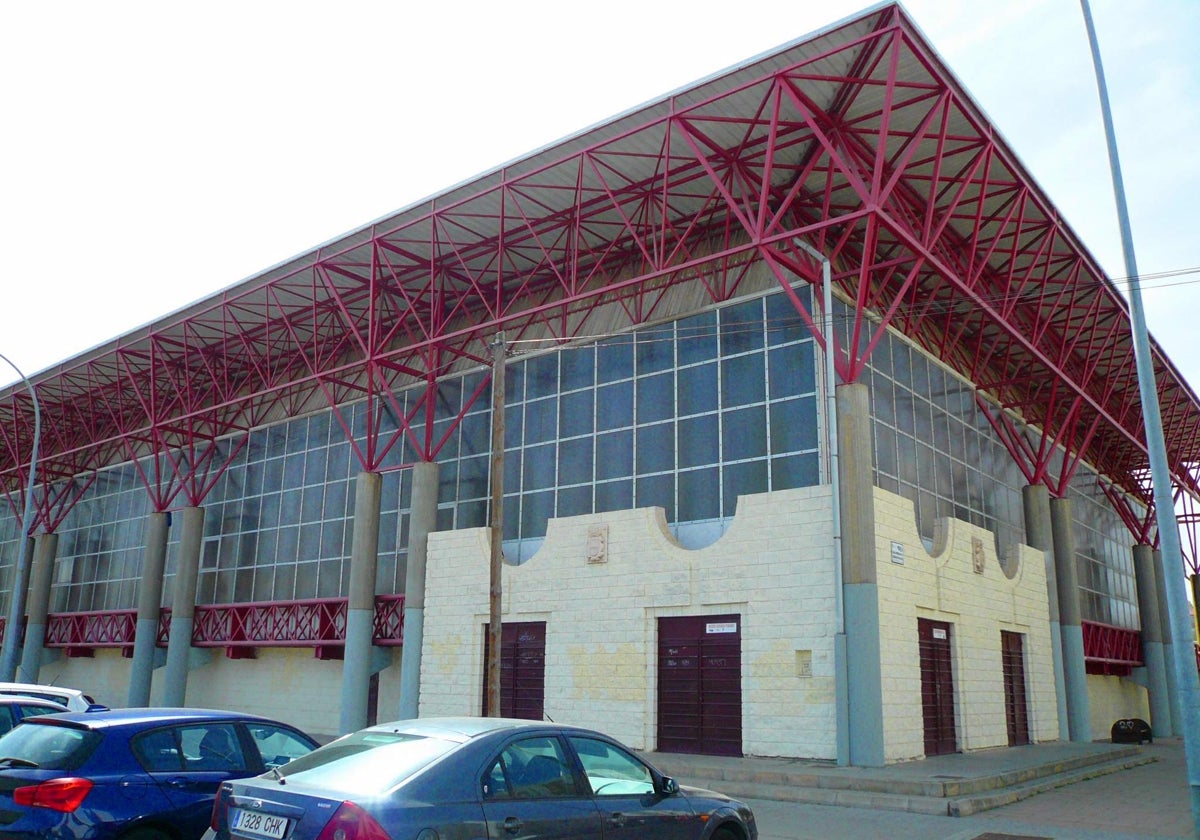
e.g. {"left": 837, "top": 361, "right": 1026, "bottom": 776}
{"left": 0, "top": 4, "right": 1197, "bottom": 540}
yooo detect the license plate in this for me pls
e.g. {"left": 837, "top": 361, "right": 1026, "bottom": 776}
{"left": 230, "top": 807, "right": 290, "bottom": 839}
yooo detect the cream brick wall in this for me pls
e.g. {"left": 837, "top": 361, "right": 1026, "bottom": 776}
{"left": 150, "top": 647, "right": 349, "bottom": 740}
{"left": 36, "top": 649, "right": 130, "bottom": 711}
{"left": 1088, "top": 674, "right": 1149, "bottom": 739}
{"left": 421, "top": 487, "right": 838, "bottom": 759}
{"left": 874, "top": 488, "right": 1058, "bottom": 762}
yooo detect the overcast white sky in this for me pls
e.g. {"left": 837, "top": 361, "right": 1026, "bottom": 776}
{"left": 1, "top": 1, "right": 1197, "bottom": 393}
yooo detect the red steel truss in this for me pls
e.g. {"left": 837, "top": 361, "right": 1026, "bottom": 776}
{"left": 3, "top": 5, "right": 1200, "bottom": 564}
{"left": 1082, "top": 619, "right": 1144, "bottom": 676}
{"left": 29, "top": 595, "right": 405, "bottom": 657}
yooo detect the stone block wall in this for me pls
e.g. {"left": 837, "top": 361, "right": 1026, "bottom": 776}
{"left": 420, "top": 486, "right": 839, "bottom": 759}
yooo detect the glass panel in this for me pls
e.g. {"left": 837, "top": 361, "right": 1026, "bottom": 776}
{"left": 636, "top": 326, "right": 674, "bottom": 374}
{"left": 636, "top": 373, "right": 673, "bottom": 424}
{"left": 524, "top": 398, "right": 558, "bottom": 446}
{"left": 721, "top": 353, "right": 765, "bottom": 408}
{"left": 725, "top": 460, "right": 768, "bottom": 513}
{"left": 520, "top": 491, "right": 554, "bottom": 539}
{"left": 636, "top": 474, "right": 675, "bottom": 520}
{"left": 769, "top": 396, "right": 817, "bottom": 453}
{"left": 596, "top": 381, "right": 633, "bottom": 432}
{"left": 560, "top": 346, "right": 595, "bottom": 391}
{"left": 771, "top": 453, "right": 819, "bottom": 489}
{"left": 559, "top": 390, "right": 594, "bottom": 437}
{"left": 676, "top": 312, "right": 717, "bottom": 365}
{"left": 678, "top": 468, "right": 719, "bottom": 521}
{"left": 523, "top": 443, "right": 557, "bottom": 490}
{"left": 723, "top": 405, "right": 767, "bottom": 461}
{"left": 635, "top": 423, "right": 673, "bottom": 474}
{"left": 678, "top": 415, "right": 718, "bottom": 469}
{"left": 557, "top": 485, "right": 592, "bottom": 518}
{"left": 719, "top": 299, "right": 764, "bottom": 355}
{"left": 677, "top": 363, "right": 717, "bottom": 415}
{"left": 595, "top": 431, "right": 633, "bottom": 480}
{"left": 558, "top": 437, "right": 594, "bottom": 486}
{"left": 595, "top": 480, "right": 632, "bottom": 513}
{"left": 596, "top": 338, "right": 633, "bottom": 383}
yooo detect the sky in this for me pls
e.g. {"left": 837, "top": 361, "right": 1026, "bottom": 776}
{"left": 1, "top": 0, "right": 1198, "bottom": 392}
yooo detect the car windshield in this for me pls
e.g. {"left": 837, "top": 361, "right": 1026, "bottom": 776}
{"left": 276, "top": 731, "right": 454, "bottom": 794}
{"left": 0, "top": 722, "right": 101, "bottom": 771}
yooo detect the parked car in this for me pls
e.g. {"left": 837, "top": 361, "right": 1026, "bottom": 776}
{"left": 208, "top": 716, "right": 758, "bottom": 840}
{"left": 0, "top": 695, "right": 68, "bottom": 736}
{"left": 0, "top": 682, "right": 107, "bottom": 712}
{"left": 0, "top": 706, "right": 319, "bottom": 840}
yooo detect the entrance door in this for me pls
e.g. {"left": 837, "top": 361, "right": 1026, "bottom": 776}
{"left": 1002, "top": 630, "right": 1031, "bottom": 746}
{"left": 657, "top": 615, "right": 742, "bottom": 756}
{"left": 918, "top": 618, "right": 957, "bottom": 756}
{"left": 482, "top": 621, "right": 546, "bottom": 720}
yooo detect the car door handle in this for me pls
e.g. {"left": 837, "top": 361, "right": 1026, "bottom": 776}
{"left": 608, "top": 812, "right": 627, "bottom": 827}
{"left": 503, "top": 816, "right": 524, "bottom": 835}
{"left": 165, "top": 777, "right": 190, "bottom": 789}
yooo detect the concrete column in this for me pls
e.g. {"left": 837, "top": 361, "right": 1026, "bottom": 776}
{"left": 1154, "top": 549, "right": 1182, "bottom": 734}
{"left": 837, "top": 382, "right": 885, "bottom": 766}
{"left": 1134, "top": 543, "right": 1172, "bottom": 736}
{"left": 1023, "top": 485, "right": 1069, "bottom": 741}
{"left": 398, "top": 461, "right": 440, "bottom": 719}
{"left": 1050, "top": 497, "right": 1091, "bottom": 741}
{"left": 18, "top": 533, "right": 58, "bottom": 683}
{"left": 339, "top": 471, "right": 381, "bottom": 735}
{"left": 1192, "top": 575, "right": 1200, "bottom": 644}
{"left": 163, "top": 507, "right": 206, "bottom": 706}
{"left": 128, "top": 512, "right": 169, "bottom": 707}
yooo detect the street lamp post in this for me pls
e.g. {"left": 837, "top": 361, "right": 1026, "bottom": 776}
{"left": 0, "top": 353, "right": 40, "bottom": 681}
{"left": 1080, "top": 3, "right": 1200, "bottom": 836}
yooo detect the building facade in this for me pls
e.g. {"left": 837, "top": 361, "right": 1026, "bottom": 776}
{"left": 0, "top": 4, "right": 1193, "bottom": 763}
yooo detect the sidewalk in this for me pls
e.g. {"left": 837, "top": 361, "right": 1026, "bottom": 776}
{"left": 741, "top": 739, "right": 1194, "bottom": 840}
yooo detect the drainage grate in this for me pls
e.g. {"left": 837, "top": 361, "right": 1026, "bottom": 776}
{"left": 970, "top": 834, "right": 1052, "bottom": 840}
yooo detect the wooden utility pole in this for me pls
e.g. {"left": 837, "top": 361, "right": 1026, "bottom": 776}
{"left": 486, "top": 333, "right": 506, "bottom": 716}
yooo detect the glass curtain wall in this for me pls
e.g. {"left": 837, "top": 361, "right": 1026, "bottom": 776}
{"left": 0, "top": 286, "right": 1139, "bottom": 631}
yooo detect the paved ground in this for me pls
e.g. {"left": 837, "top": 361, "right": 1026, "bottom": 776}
{"left": 746, "top": 739, "right": 1196, "bottom": 840}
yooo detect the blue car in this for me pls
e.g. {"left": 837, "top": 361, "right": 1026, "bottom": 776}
{"left": 208, "top": 716, "right": 757, "bottom": 840}
{"left": 0, "top": 707, "right": 319, "bottom": 840}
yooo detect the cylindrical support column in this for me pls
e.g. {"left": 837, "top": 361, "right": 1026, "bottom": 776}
{"left": 398, "top": 461, "right": 440, "bottom": 720}
{"left": 1050, "top": 497, "right": 1092, "bottom": 742}
{"left": 1192, "top": 574, "right": 1200, "bottom": 645}
{"left": 162, "top": 507, "right": 205, "bottom": 707}
{"left": 1023, "top": 485, "right": 1069, "bottom": 741}
{"left": 1154, "top": 549, "right": 1182, "bottom": 734}
{"left": 339, "top": 471, "right": 381, "bottom": 736}
{"left": 837, "top": 382, "right": 885, "bottom": 766}
{"left": 18, "top": 533, "right": 58, "bottom": 684}
{"left": 1134, "top": 543, "right": 1172, "bottom": 736}
{"left": 128, "top": 512, "right": 169, "bottom": 707}
{"left": 0, "top": 533, "right": 35, "bottom": 681}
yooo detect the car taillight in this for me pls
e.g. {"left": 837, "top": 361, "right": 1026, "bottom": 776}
{"left": 314, "top": 801, "right": 393, "bottom": 840}
{"left": 13, "top": 778, "right": 93, "bottom": 812}
{"left": 211, "top": 784, "right": 232, "bottom": 830}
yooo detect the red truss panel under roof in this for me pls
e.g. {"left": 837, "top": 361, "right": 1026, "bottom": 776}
{"left": 3, "top": 3, "right": 1200, "bottom": 519}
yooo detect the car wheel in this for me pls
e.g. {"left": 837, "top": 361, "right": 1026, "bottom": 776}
{"left": 122, "top": 828, "right": 173, "bottom": 840}
{"left": 711, "top": 828, "right": 741, "bottom": 840}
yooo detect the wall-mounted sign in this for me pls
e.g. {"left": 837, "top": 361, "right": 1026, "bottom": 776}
{"left": 890, "top": 541, "right": 905, "bottom": 565}
{"left": 706, "top": 622, "right": 737, "bottom": 634}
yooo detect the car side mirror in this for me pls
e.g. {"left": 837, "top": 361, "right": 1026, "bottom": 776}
{"left": 659, "top": 776, "right": 679, "bottom": 795}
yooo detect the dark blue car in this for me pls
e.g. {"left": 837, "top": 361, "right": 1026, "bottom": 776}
{"left": 0, "top": 707, "right": 318, "bottom": 840}
{"left": 209, "top": 716, "right": 757, "bottom": 840}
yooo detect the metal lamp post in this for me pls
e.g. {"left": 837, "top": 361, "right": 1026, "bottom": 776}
{"left": 1080, "top": 3, "right": 1200, "bottom": 836}
{"left": 0, "top": 353, "right": 40, "bottom": 681}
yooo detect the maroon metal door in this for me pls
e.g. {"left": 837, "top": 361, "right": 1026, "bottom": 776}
{"left": 657, "top": 615, "right": 742, "bottom": 756}
{"left": 918, "top": 618, "right": 957, "bottom": 756}
{"left": 481, "top": 621, "right": 546, "bottom": 720}
{"left": 1002, "top": 630, "right": 1031, "bottom": 746}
